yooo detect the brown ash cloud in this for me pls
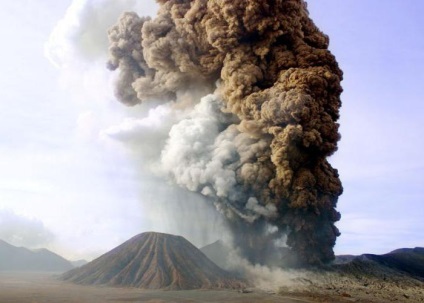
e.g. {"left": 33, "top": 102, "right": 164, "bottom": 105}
{"left": 107, "top": 0, "right": 343, "bottom": 266}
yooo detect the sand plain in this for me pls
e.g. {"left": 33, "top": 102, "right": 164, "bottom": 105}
{"left": 2, "top": 270, "right": 423, "bottom": 303}
{"left": 0, "top": 272, "right": 317, "bottom": 303}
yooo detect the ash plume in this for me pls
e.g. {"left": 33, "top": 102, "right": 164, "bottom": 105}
{"left": 107, "top": 0, "right": 343, "bottom": 266}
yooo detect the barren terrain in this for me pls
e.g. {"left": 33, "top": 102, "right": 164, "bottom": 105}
{"left": 0, "top": 272, "right": 313, "bottom": 303}
{"left": 278, "top": 267, "right": 424, "bottom": 303}
{"left": 2, "top": 270, "right": 423, "bottom": 303}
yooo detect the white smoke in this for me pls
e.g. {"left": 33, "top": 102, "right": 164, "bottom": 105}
{"left": 45, "top": 0, "right": 158, "bottom": 67}
{"left": 160, "top": 94, "right": 237, "bottom": 197}
{"left": 246, "top": 198, "right": 277, "bottom": 219}
{"left": 160, "top": 94, "right": 278, "bottom": 220}
{"left": 103, "top": 94, "right": 234, "bottom": 247}
{"left": 107, "top": 91, "right": 278, "bottom": 224}
{"left": 104, "top": 102, "right": 182, "bottom": 164}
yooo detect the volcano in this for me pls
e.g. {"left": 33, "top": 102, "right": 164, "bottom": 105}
{"left": 61, "top": 232, "right": 245, "bottom": 290}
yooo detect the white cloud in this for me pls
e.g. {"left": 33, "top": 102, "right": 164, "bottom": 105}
{"left": 0, "top": 209, "right": 54, "bottom": 248}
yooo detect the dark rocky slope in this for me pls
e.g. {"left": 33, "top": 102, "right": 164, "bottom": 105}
{"left": 335, "top": 247, "right": 424, "bottom": 280}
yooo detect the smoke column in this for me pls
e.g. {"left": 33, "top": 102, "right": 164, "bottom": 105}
{"left": 107, "top": 0, "right": 343, "bottom": 266}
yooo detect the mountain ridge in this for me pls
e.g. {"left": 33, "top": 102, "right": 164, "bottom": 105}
{"left": 0, "top": 239, "right": 74, "bottom": 272}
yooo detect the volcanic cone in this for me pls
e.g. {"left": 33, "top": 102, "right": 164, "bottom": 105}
{"left": 62, "top": 232, "right": 245, "bottom": 290}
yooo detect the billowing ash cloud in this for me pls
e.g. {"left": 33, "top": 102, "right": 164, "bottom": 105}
{"left": 107, "top": 0, "right": 343, "bottom": 266}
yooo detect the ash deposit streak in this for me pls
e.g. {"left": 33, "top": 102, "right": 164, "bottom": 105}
{"left": 107, "top": 0, "right": 343, "bottom": 266}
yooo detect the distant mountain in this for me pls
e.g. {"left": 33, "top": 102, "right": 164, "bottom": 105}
{"left": 333, "top": 254, "right": 356, "bottom": 264}
{"left": 390, "top": 247, "right": 424, "bottom": 255}
{"left": 0, "top": 239, "right": 74, "bottom": 272}
{"left": 334, "top": 247, "right": 424, "bottom": 280}
{"left": 361, "top": 247, "right": 424, "bottom": 278}
{"left": 62, "top": 232, "right": 246, "bottom": 290}
{"left": 70, "top": 259, "right": 88, "bottom": 267}
{"left": 200, "top": 240, "right": 232, "bottom": 270}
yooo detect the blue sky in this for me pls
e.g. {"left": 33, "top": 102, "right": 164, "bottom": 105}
{"left": 308, "top": 1, "right": 424, "bottom": 254}
{"left": 0, "top": 0, "right": 422, "bottom": 260}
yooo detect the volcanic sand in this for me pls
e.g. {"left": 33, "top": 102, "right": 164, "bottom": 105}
{"left": 0, "top": 272, "right": 316, "bottom": 303}
{"left": 2, "top": 271, "right": 424, "bottom": 303}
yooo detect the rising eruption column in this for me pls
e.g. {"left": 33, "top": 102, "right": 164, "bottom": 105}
{"left": 107, "top": 0, "right": 343, "bottom": 266}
